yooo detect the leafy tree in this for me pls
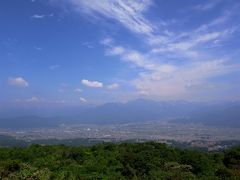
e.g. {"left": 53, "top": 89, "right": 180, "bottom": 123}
{"left": 0, "top": 142, "right": 239, "bottom": 179}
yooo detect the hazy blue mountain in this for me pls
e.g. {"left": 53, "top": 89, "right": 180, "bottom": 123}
{"left": 191, "top": 104, "right": 240, "bottom": 127}
{"left": 73, "top": 99, "right": 204, "bottom": 124}
{"left": 0, "top": 104, "right": 93, "bottom": 118}
{"left": 0, "top": 99, "right": 239, "bottom": 128}
{"left": 0, "top": 116, "right": 62, "bottom": 129}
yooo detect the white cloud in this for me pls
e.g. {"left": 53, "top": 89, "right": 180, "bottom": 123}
{"left": 195, "top": 32, "right": 221, "bottom": 43}
{"left": 103, "top": 37, "right": 240, "bottom": 99}
{"left": 195, "top": 10, "right": 233, "bottom": 33}
{"left": 80, "top": 97, "right": 87, "bottom": 103}
{"left": 54, "top": 0, "right": 240, "bottom": 100}
{"left": 157, "top": 65, "right": 177, "bottom": 73}
{"left": 107, "top": 83, "right": 119, "bottom": 90}
{"left": 34, "top": 46, "right": 42, "bottom": 50}
{"left": 133, "top": 60, "right": 239, "bottom": 99}
{"left": 81, "top": 79, "right": 103, "bottom": 88}
{"left": 32, "top": 14, "right": 45, "bottom": 19}
{"left": 105, "top": 45, "right": 156, "bottom": 70}
{"left": 8, "top": 77, "right": 29, "bottom": 87}
{"left": 68, "top": 0, "right": 154, "bottom": 35}
{"left": 49, "top": 65, "right": 61, "bottom": 70}
{"left": 62, "top": 0, "right": 234, "bottom": 58}
{"left": 193, "top": 1, "right": 220, "bottom": 11}
{"left": 101, "top": 37, "right": 113, "bottom": 46}
{"left": 124, "top": 51, "right": 153, "bottom": 69}
{"left": 105, "top": 43, "right": 178, "bottom": 74}
{"left": 74, "top": 88, "right": 82, "bottom": 93}
{"left": 81, "top": 42, "right": 94, "bottom": 48}
{"left": 106, "top": 46, "right": 125, "bottom": 56}
{"left": 31, "top": 13, "right": 54, "bottom": 19}
{"left": 150, "top": 29, "right": 232, "bottom": 61}
{"left": 16, "top": 96, "right": 44, "bottom": 103}
{"left": 26, "top": 96, "right": 42, "bottom": 103}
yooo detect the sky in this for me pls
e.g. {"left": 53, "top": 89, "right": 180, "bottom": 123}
{"left": 0, "top": 0, "right": 240, "bottom": 107}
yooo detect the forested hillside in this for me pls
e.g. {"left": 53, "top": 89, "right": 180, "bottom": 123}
{"left": 0, "top": 142, "right": 239, "bottom": 179}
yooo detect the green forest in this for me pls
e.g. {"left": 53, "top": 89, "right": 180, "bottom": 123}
{"left": 0, "top": 142, "right": 239, "bottom": 179}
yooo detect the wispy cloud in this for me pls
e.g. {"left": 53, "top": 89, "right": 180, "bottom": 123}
{"left": 55, "top": 0, "right": 240, "bottom": 100}
{"left": 26, "top": 96, "right": 43, "bottom": 103}
{"left": 151, "top": 31, "right": 226, "bottom": 56}
{"left": 103, "top": 41, "right": 156, "bottom": 70}
{"left": 193, "top": 1, "right": 220, "bottom": 11}
{"left": 104, "top": 40, "right": 176, "bottom": 72}
{"left": 80, "top": 97, "right": 87, "bottom": 103}
{"left": 81, "top": 79, "right": 103, "bottom": 88}
{"left": 34, "top": 46, "right": 42, "bottom": 51}
{"left": 8, "top": 77, "right": 29, "bottom": 87}
{"left": 74, "top": 88, "right": 82, "bottom": 93}
{"left": 106, "top": 83, "right": 119, "bottom": 90}
{"left": 32, "top": 14, "right": 45, "bottom": 19}
{"left": 69, "top": 0, "right": 154, "bottom": 35}
{"left": 31, "top": 13, "right": 54, "bottom": 19}
{"left": 133, "top": 60, "right": 239, "bottom": 99}
{"left": 16, "top": 96, "right": 44, "bottom": 103}
{"left": 49, "top": 65, "right": 61, "bottom": 70}
{"left": 81, "top": 42, "right": 94, "bottom": 48}
{"left": 104, "top": 36, "right": 239, "bottom": 99}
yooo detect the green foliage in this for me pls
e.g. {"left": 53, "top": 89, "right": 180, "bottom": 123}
{"left": 0, "top": 142, "right": 239, "bottom": 179}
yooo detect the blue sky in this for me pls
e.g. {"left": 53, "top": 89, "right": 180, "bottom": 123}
{"left": 0, "top": 0, "right": 240, "bottom": 107}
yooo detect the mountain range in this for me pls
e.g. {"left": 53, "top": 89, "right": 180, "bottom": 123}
{"left": 0, "top": 99, "right": 239, "bottom": 128}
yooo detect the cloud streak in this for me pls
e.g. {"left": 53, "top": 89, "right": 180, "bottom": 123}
{"left": 74, "top": 88, "right": 82, "bottom": 93}
{"left": 193, "top": 1, "right": 220, "bottom": 11}
{"left": 81, "top": 79, "right": 103, "bottom": 88}
{"left": 49, "top": 65, "right": 61, "bottom": 70}
{"left": 55, "top": 0, "right": 240, "bottom": 100}
{"left": 8, "top": 77, "right": 29, "bottom": 87}
{"left": 31, "top": 13, "right": 54, "bottom": 19}
{"left": 107, "top": 83, "right": 119, "bottom": 90}
{"left": 133, "top": 60, "right": 239, "bottom": 99}
{"left": 80, "top": 97, "right": 87, "bottom": 103}
{"left": 69, "top": 0, "right": 153, "bottom": 35}
{"left": 26, "top": 96, "right": 43, "bottom": 103}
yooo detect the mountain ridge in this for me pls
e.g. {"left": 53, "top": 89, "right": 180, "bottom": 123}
{"left": 0, "top": 99, "right": 239, "bottom": 128}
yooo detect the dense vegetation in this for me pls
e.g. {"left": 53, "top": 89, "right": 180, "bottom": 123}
{"left": 0, "top": 142, "right": 239, "bottom": 179}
